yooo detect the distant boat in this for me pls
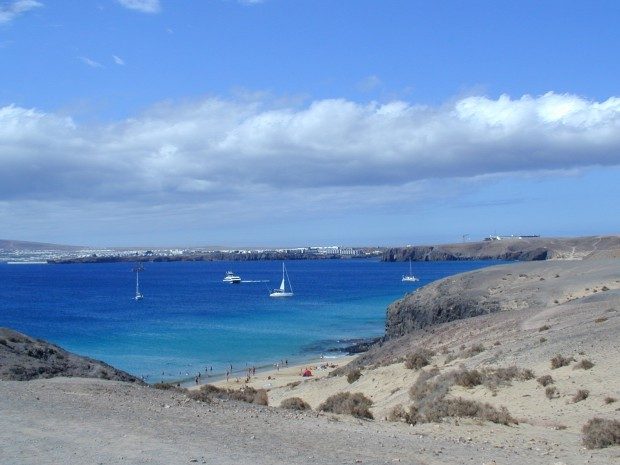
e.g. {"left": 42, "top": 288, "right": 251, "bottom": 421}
{"left": 223, "top": 271, "right": 241, "bottom": 284}
{"left": 134, "top": 264, "right": 144, "bottom": 300}
{"left": 402, "top": 259, "right": 419, "bottom": 282}
{"left": 269, "top": 263, "right": 294, "bottom": 297}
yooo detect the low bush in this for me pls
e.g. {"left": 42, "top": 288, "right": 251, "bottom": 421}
{"left": 453, "top": 369, "right": 482, "bottom": 388}
{"left": 573, "top": 389, "right": 589, "bottom": 403}
{"left": 441, "top": 398, "right": 517, "bottom": 426}
{"left": 537, "top": 375, "right": 554, "bottom": 387}
{"left": 347, "top": 369, "right": 362, "bottom": 384}
{"left": 463, "top": 344, "right": 485, "bottom": 358}
{"left": 538, "top": 325, "right": 550, "bottom": 332}
{"left": 318, "top": 392, "right": 373, "bottom": 419}
{"left": 574, "top": 359, "right": 595, "bottom": 370}
{"left": 539, "top": 337, "right": 547, "bottom": 343}
{"left": 582, "top": 417, "right": 620, "bottom": 449}
{"left": 545, "top": 386, "right": 559, "bottom": 399}
{"left": 551, "top": 354, "right": 574, "bottom": 369}
{"left": 604, "top": 397, "right": 617, "bottom": 404}
{"left": 280, "top": 397, "right": 311, "bottom": 410}
{"left": 594, "top": 317, "right": 608, "bottom": 323}
{"left": 153, "top": 382, "right": 185, "bottom": 392}
{"left": 404, "top": 349, "right": 432, "bottom": 370}
{"left": 189, "top": 384, "right": 268, "bottom": 406}
{"left": 387, "top": 404, "right": 415, "bottom": 424}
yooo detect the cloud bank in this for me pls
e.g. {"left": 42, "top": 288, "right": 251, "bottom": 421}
{"left": 1, "top": 92, "right": 619, "bottom": 209}
{"left": 0, "top": 0, "right": 42, "bottom": 24}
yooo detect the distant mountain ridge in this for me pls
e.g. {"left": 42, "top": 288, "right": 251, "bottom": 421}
{"left": 0, "top": 239, "right": 83, "bottom": 251}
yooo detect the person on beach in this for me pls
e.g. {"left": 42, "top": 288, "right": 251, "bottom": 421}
{"left": 226, "top": 370, "right": 230, "bottom": 382}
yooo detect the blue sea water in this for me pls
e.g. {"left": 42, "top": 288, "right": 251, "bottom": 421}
{"left": 0, "top": 259, "right": 502, "bottom": 382}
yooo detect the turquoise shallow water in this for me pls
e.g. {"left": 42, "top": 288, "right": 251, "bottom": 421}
{"left": 0, "top": 259, "right": 502, "bottom": 382}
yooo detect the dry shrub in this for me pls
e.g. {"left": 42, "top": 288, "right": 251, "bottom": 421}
{"left": 404, "top": 349, "right": 433, "bottom": 370}
{"left": 453, "top": 369, "right": 482, "bottom": 388}
{"left": 318, "top": 392, "right": 373, "bottom": 419}
{"left": 287, "top": 380, "right": 301, "bottom": 388}
{"left": 582, "top": 417, "right": 620, "bottom": 449}
{"left": 574, "top": 359, "right": 595, "bottom": 370}
{"left": 346, "top": 369, "right": 362, "bottom": 383}
{"left": 441, "top": 398, "right": 517, "bottom": 425}
{"left": 280, "top": 397, "right": 311, "bottom": 410}
{"left": 538, "top": 325, "right": 550, "bottom": 332}
{"left": 189, "top": 384, "right": 268, "bottom": 406}
{"left": 409, "top": 367, "right": 441, "bottom": 402}
{"left": 601, "top": 286, "right": 610, "bottom": 291}
{"left": 480, "top": 366, "right": 534, "bottom": 389}
{"left": 407, "top": 367, "right": 516, "bottom": 425}
{"left": 573, "top": 389, "right": 589, "bottom": 403}
{"left": 537, "top": 375, "right": 554, "bottom": 387}
{"left": 463, "top": 344, "right": 485, "bottom": 358}
{"left": 493, "top": 341, "right": 501, "bottom": 346}
{"left": 594, "top": 317, "right": 608, "bottom": 323}
{"left": 387, "top": 404, "right": 416, "bottom": 424}
{"left": 539, "top": 337, "right": 547, "bottom": 343}
{"left": 153, "top": 382, "right": 185, "bottom": 393}
{"left": 551, "top": 354, "right": 574, "bottom": 369}
{"left": 546, "top": 386, "right": 559, "bottom": 399}
{"left": 604, "top": 397, "right": 617, "bottom": 404}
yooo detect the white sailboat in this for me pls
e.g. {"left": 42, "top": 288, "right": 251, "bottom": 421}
{"left": 401, "top": 259, "right": 419, "bottom": 282}
{"left": 269, "top": 263, "right": 294, "bottom": 297}
{"left": 134, "top": 264, "right": 144, "bottom": 300}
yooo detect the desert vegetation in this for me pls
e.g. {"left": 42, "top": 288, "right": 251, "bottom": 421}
{"left": 189, "top": 385, "right": 268, "bottom": 406}
{"left": 573, "top": 359, "right": 595, "bottom": 370}
{"left": 346, "top": 369, "right": 362, "bottom": 383}
{"left": 572, "top": 389, "right": 589, "bottom": 403}
{"left": 536, "top": 374, "right": 554, "bottom": 387}
{"left": 545, "top": 386, "right": 560, "bottom": 399}
{"left": 550, "top": 354, "right": 574, "bottom": 369}
{"left": 581, "top": 417, "right": 620, "bottom": 449}
{"left": 404, "top": 349, "right": 433, "bottom": 370}
{"left": 280, "top": 397, "right": 311, "bottom": 410}
{"left": 318, "top": 392, "right": 373, "bottom": 419}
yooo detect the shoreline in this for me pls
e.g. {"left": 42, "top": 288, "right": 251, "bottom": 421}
{"left": 184, "top": 354, "right": 357, "bottom": 391}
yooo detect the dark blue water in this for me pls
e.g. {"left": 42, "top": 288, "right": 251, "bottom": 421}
{"left": 0, "top": 259, "right": 502, "bottom": 381}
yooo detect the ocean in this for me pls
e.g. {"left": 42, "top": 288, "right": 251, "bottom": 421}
{"left": 0, "top": 259, "right": 502, "bottom": 382}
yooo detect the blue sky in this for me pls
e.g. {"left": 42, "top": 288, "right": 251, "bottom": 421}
{"left": 1, "top": 0, "right": 619, "bottom": 247}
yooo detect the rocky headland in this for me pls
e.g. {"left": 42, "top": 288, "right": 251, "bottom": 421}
{"left": 0, "top": 328, "right": 143, "bottom": 383}
{"left": 382, "top": 234, "right": 620, "bottom": 261}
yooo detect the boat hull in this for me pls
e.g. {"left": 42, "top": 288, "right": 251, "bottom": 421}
{"left": 269, "top": 291, "right": 294, "bottom": 297}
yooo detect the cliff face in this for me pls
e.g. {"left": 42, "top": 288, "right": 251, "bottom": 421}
{"left": 382, "top": 235, "right": 620, "bottom": 262}
{"left": 0, "top": 328, "right": 143, "bottom": 383}
{"left": 385, "top": 259, "right": 620, "bottom": 339}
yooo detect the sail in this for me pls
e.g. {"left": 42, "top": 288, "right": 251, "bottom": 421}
{"left": 279, "top": 277, "right": 286, "bottom": 291}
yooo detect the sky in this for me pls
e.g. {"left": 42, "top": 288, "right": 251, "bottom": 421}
{"left": 1, "top": 0, "right": 619, "bottom": 247}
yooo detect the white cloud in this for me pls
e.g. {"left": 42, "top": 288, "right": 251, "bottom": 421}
{"left": 116, "top": 0, "right": 160, "bottom": 14}
{"left": 0, "top": 0, "right": 42, "bottom": 24}
{"left": 79, "top": 56, "right": 103, "bottom": 68}
{"left": 112, "top": 55, "right": 125, "bottom": 65}
{"left": 1, "top": 92, "right": 620, "bottom": 237}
